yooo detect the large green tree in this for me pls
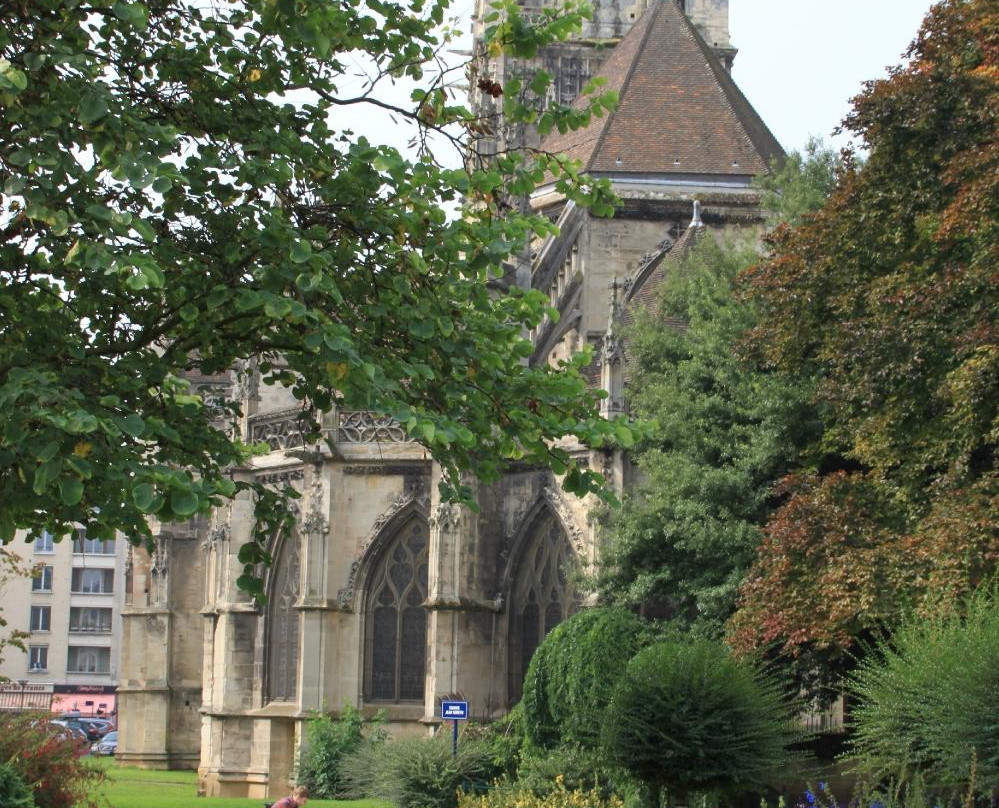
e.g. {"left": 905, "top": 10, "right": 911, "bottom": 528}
{"left": 0, "top": 0, "right": 628, "bottom": 588}
{"left": 730, "top": 0, "right": 998, "bottom": 680}
{"left": 596, "top": 144, "right": 836, "bottom": 632}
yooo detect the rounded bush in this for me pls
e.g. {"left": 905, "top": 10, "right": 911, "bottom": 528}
{"left": 601, "top": 639, "right": 800, "bottom": 804}
{"left": 522, "top": 607, "right": 648, "bottom": 750}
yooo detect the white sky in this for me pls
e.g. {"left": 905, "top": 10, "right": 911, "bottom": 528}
{"left": 729, "top": 0, "right": 937, "bottom": 153}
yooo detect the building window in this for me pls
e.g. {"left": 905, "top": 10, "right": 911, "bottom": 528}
{"left": 70, "top": 568, "right": 114, "bottom": 594}
{"left": 33, "top": 531, "right": 54, "bottom": 554}
{"left": 363, "top": 517, "right": 429, "bottom": 702}
{"left": 508, "top": 510, "right": 580, "bottom": 703}
{"left": 31, "top": 565, "right": 53, "bottom": 592}
{"left": 29, "top": 605, "right": 51, "bottom": 632}
{"left": 67, "top": 646, "right": 111, "bottom": 674}
{"left": 69, "top": 607, "right": 112, "bottom": 634}
{"left": 29, "top": 645, "right": 48, "bottom": 671}
{"left": 266, "top": 532, "right": 301, "bottom": 703}
{"left": 72, "top": 531, "right": 115, "bottom": 555}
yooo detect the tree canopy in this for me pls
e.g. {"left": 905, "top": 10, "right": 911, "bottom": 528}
{"left": 0, "top": 0, "right": 628, "bottom": 581}
{"left": 729, "top": 0, "right": 998, "bottom": 681}
{"left": 596, "top": 144, "right": 836, "bottom": 633}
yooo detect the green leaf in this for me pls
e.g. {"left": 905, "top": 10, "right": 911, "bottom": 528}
{"left": 170, "top": 489, "right": 199, "bottom": 517}
{"left": 290, "top": 240, "right": 313, "bottom": 263}
{"left": 119, "top": 414, "right": 145, "bottom": 437}
{"left": 79, "top": 92, "right": 109, "bottom": 125}
{"left": 132, "top": 483, "right": 156, "bottom": 512}
{"left": 58, "top": 477, "right": 84, "bottom": 506}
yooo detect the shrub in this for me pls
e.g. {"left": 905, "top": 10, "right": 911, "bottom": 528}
{"left": 601, "top": 639, "right": 802, "bottom": 807}
{"left": 458, "top": 710, "right": 525, "bottom": 782}
{"left": 514, "top": 745, "right": 636, "bottom": 801}
{"left": 298, "top": 703, "right": 386, "bottom": 799}
{"left": 522, "top": 607, "right": 648, "bottom": 750}
{"left": 0, "top": 711, "right": 103, "bottom": 808}
{"left": 343, "top": 730, "right": 492, "bottom": 808}
{"left": 0, "top": 761, "right": 35, "bottom": 808}
{"left": 458, "top": 773, "right": 624, "bottom": 808}
{"left": 845, "top": 588, "right": 999, "bottom": 802}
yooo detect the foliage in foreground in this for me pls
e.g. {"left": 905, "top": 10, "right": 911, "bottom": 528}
{"left": 731, "top": 0, "right": 999, "bottom": 682}
{"left": 342, "top": 731, "right": 493, "bottom": 808}
{"left": 521, "top": 607, "right": 648, "bottom": 750}
{"left": 0, "top": 711, "right": 104, "bottom": 808}
{"left": 844, "top": 588, "right": 999, "bottom": 802}
{"left": 0, "top": 0, "right": 632, "bottom": 595}
{"left": 0, "top": 760, "right": 35, "bottom": 808}
{"left": 299, "top": 703, "right": 387, "bottom": 799}
{"left": 601, "top": 639, "right": 802, "bottom": 807}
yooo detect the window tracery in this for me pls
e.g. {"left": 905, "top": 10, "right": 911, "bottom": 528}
{"left": 267, "top": 531, "right": 302, "bottom": 702}
{"left": 508, "top": 510, "right": 580, "bottom": 702}
{"left": 364, "top": 517, "right": 429, "bottom": 702}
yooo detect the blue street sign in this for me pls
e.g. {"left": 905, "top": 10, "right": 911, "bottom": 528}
{"left": 441, "top": 700, "right": 468, "bottom": 720}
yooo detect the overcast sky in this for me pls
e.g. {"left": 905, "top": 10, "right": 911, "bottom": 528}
{"left": 728, "top": 0, "right": 937, "bottom": 153}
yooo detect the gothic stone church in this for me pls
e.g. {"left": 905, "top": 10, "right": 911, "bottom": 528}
{"left": 116, "top": 0, "right": 783, "bottom": 797}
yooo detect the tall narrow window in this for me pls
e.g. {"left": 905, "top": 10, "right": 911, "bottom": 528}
{"left": 32, "top": 566, "right": 53, "bottom": 592}
{"left": 29, "top": 646, "right": 48, "bottom": 671}
{"left": 267, "top": 532, "right": 301, "bottom": 702}
{"left": 363, "top": 518, "right": 429, "bottom": 702}
{"left": 30, "top": 605, "right": 51, "bottom": 632}
{"left": 508, "top": 511, "right": 580, "bottom": 702}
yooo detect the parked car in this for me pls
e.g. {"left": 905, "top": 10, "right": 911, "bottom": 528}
{"left": 57, "top": 715, "right": 109, "bottom": 742}
{"left": 91, "top": 730, "right": 117, "bottom": 756}
{"left": 77, "top": 717, "right": 114, "bottom": 737}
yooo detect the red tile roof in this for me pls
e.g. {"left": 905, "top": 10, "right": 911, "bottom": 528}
{"left": 542, "top": 0, "right": 784, "bottom": 177}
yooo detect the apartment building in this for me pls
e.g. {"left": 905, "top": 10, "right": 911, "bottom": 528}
{"left": 0, "top": 529, "right": 127, "bottom": 718}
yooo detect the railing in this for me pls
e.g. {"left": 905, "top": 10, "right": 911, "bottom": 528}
{"left": 248, "top": 408, "right": 311, "bottom": 451}
{"left": 336, "top": 411, "right": 414, "bottom": 444}
{"left": 247, "top": 408, "right": 417, "bottom": 449}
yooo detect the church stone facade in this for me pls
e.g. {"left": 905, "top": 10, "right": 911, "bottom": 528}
{"left": 116, "top": 0, "right": 783, "bottom": 798}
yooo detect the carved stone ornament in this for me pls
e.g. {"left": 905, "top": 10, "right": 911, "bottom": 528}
{"left": 151, "top": 536, "right": 169, "bottom": 577}
{"left": 255, "top": 468, "right": 305, "bottom": 489}
{"left": 336, "top": 411, "right": 415, "bottom": 444}
{"left": 541, "top": 486, "right": 586, "bottom": 557}
{"left": 248, "top": 408, "right": 314, "bottom": 451}
{"left": 336, "top": 490, "right": 429, "bottom": 609}
{"left": 301, "top": 474, "right": 329, "bottom": 536}
{"left": 429, "top": 502, "right": 460, "bottom": 534}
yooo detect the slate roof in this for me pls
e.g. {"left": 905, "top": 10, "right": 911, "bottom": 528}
{"left": 541, "top": 0, "right": 784, "bottom": 177}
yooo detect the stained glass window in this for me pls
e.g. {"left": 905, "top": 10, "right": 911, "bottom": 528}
{"left": 267, "top": 532, "right": 302, "bottom": 702}
{"left": 508, "top": 511, "right": 580, "bottom": 702}
{"left": 364, "top": 518, "right": 429, "bottom": 702}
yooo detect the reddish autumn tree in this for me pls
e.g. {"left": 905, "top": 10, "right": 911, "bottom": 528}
{"left": 730, "top": 0, "right": 998, "bottom": 688}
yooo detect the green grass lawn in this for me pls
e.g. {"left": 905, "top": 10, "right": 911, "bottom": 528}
{"left": 87, "top": 758, "right": 387, "bottom": 808}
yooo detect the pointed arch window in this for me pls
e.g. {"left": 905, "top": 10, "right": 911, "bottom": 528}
{"left": 364, "top": 517, "right": 429, "bottom": 702}
{"left": 508, "top": 510, "right": 580, "bottom": 702}
{"left": 267, "top": 531, "right": 302, "bottom": 702}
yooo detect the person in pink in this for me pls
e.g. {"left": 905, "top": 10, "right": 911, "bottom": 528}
{"left": 271, "top": 785, "right": 308, "bottom": 807}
